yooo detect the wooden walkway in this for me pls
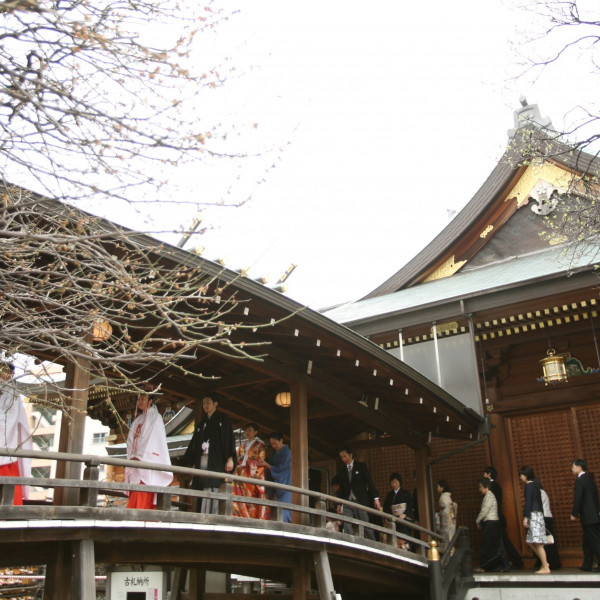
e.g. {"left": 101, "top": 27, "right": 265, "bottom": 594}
{"left": 0, "top": 449, "right": 470, "bottom": 600}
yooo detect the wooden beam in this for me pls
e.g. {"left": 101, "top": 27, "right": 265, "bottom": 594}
{"left": 200, "top": 371, "right": 274, "bottom": 391}
{"left": 307, "top": 379, "right": 427, "bottom": 449}
{"left": 215, "top": 391, "right": 337, "bottom": 458}
{"left": 246, "top": 352, "right": 428, "bottom": 447}
{"left": 306, "top": 404, "right": 345, "bottom": 419}
{"left": 259, "top": 346, "right": 433, "bottom": 445}
{"left": 346, "top": 436, "right": 406, "bottom": 451}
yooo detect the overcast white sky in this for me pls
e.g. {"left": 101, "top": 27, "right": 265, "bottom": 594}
{"left": 138, "top": 0, "right": 600, "bottom": 309}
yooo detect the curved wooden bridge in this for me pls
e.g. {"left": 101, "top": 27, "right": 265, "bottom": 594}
{"left": 0, "top": 449, "right": 472, "bottom": 600}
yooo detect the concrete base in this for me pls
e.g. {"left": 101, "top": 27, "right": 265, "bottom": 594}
{"left": 463, "top": 569, "right": 600, "bottom": 600}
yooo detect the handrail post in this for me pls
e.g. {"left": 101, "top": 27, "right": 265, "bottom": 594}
{"left": 316, "top": 498, "right": 327, "bottom": 528}
{"left": 81, "top": 458, "right": 100, "bottom": 507}
{"left": 0, "top": 482, "right": 15, "bottom": 506}
{"left": 156, "top": 489, "right": 172, "bottom": 511}
{"left": 218, "top": 479, "right": 232, "bottom": 516}
{"left": 459, "top": 526, "right": 472, "bottom": 577}
{"left": 428, "top": 540, "right": 444, "bottom": 600}
{"left": 390, "top": 520, "right": 398, "bottom": 548}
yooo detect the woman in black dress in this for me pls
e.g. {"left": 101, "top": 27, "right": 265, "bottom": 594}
{"left": 518, "top": 466, "right": 550, "bottom": 574}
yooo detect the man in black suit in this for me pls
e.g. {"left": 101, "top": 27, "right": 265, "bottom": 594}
{"left": 336, "top": 447, "right": 380, "bottom": 540}
{"left": 483, "top": 466, "right": 524, "bottom": 569}
{"left": 570, "top": 458, "right": 600, "bottom": 571}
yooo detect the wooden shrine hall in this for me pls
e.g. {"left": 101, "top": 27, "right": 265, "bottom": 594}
{"left": 323, "top": 99, "right": 600, "bottom": 569}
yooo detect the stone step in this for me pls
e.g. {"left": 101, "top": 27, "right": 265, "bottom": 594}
{"left": 463, "top": 569, "right": 600, "bottom": 600}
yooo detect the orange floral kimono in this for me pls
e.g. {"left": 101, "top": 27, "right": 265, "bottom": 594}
{"left": 232, "top": 437, "right": 270, "bottom": 520}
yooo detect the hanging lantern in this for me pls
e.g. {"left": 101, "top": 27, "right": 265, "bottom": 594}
{"left": 540, "top": 349, "right": 568, "bottom": 385}
{"left": 92, "top": 319, "right": 113, "bottom": 342}
{"left": 275, "top": 391, "right": 291, "bottom": 407}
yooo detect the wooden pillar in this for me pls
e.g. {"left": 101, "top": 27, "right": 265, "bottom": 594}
{"left": 313, "top": 550, "right": 336, "bottom": 600}
{"left": 292, "top": 551, "right": 311, "bottom": 600}
{"left": 171, "top": 568, "right": 187, "bottom": 600}
{"left": 54, "top": 353, "right": 91, "bottom": 506}
{"left": 488, "top": 411, "right": 522, "bottom": 554}
{"left": 44, "top": 542, "right": 73, "bottom": 600}
{"left": 187, "top": 568, "right": 206, "bottom": 600}
{"left": 290, "top": 379, "right": 309, "bottom": 525}
{"left": 72, "top": 539, "right": 95, "bottom": 600}
{"left": 414, "top": 445, "right": 433, "bottom": 532}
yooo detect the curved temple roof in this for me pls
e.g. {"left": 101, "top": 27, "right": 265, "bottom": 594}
{"left": 3, "top": 190, "right": 484, "bottom": 456}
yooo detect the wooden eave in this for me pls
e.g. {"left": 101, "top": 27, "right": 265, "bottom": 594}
{"left": 361, "top": 278, "right": 600, "bottom": 356}
{"left": 347, "top": 259, "right": 599, "bottom": 339}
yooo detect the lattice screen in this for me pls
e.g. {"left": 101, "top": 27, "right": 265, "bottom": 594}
{"left": 508, "top": 409, "right": 580, "bottom": 553}
{"left": 430, "top": 437, "right": 488, "bottom": 560}
{"left": 574, "top": 405, "right": 600, "bottom": 475}
{"left": 369, "top": 444, "right": 415, "bottom": 500}
{"left": 368, "top": 438, "right": 488, "bottom": 558}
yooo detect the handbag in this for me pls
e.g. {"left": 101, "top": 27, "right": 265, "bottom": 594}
{"left": 545, "top": 531, "right": 554, "bottom": 545}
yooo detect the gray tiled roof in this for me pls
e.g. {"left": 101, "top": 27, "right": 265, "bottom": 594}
{"left": 324, "top": 245, "right": 598, "bottom": 325}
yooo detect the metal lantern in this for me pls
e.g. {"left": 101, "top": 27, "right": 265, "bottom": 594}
{"left": 92, "top": 319, "right": 113, "bottom": 342}
{"left": 540, "top": 349, "right": 567, "bottom": 385}
{"left": 275, "top": 391, "right": 291, "bottom": 408}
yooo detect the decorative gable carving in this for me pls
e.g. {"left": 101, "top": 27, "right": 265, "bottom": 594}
{"left": 506, "top": 162, "right": 572, "bottom": 209}
{"left": 424, "top": 255, "right": 467, "bottom": 282}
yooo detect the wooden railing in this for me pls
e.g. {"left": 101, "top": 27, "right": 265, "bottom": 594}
{"left": 0, "top": 447, "right": 442, "bottom": 557}
{"left": 0, "top": 448, "right": 477, "bottom": 599}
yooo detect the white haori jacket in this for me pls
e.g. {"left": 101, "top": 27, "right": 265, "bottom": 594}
{"left": 0, "top": 383, "right": 32, "bottom": 497}
{"left": 125, "top": 404, "right": 173, "bottom": 489}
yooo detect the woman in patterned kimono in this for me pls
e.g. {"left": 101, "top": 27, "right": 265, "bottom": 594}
{"left": 232, "top": 423, "right": 270, "bottom": 520}
{"left": 436, "top": 479, "right": 458, "bottom": 549}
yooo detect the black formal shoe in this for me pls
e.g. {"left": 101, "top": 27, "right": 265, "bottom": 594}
{"left": 578, "top": 566, "right": 593, "bottom": 572}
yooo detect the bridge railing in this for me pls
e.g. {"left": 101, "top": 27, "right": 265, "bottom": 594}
{"left": 0, "top": 447, "right": 443, "bottom": 558}
{"left": 428, "top": 526, "right": 473, "bottom": 600}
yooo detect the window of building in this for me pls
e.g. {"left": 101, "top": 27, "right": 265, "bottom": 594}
{"left": 33, "top": 434, "right": 54, "bottom": 451}
{"left": 32, "top": 466, "right": 51, "bottom": 479}
{"left": 92, "top": 432, "right": 107, "bottom": 445}
{"left": 33, "top": 405, "right": 58, "bottom": 426}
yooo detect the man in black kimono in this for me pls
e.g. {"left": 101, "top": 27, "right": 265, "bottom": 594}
{"left": 183, "top": 394, "right": 236, "bottom": 513}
